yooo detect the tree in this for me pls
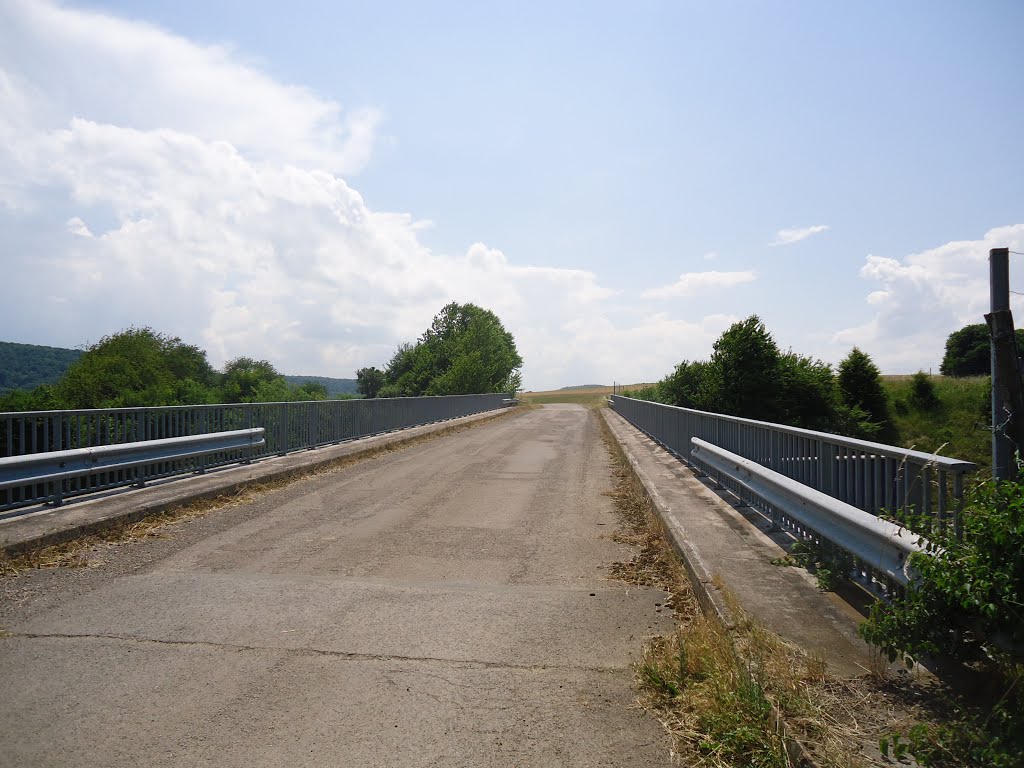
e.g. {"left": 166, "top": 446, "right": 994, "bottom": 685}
{"left": 356, "top": 367, "right": 386, "bottom": 398}
{"left": 777, "top": 353, "right": 844, "bottom": 432}
{"left": 837, "top": 347, "right": 895, "bottom": 440}
{"left": 219, "top": 357, "right": 290, "bottom": 403}
{"left": 57, "top": 327, "right": 218, "bottom": 408}
{"left": 941, "top": 322, "right": 1024, "bottom": 377}
{"left": 381, "top": 303, "right": 523, "bottom": 397}
{"left": 709, "top": 316, "right": 783, "bottom": 421}
{"left": 659, "top": 360, "right": 716, "bottom": 410}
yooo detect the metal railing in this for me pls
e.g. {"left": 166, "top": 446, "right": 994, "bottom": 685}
{"left": 1, "top": 394, "right": 510, "bottom": 514}
{"left": 610, "top": 395, "right": 977, "bottom": 534}
{"left": 0, "top": 428, "right": 265, "bottom": 510}
{"left": 692, "top": 439, "right": 926, "bottom": 589}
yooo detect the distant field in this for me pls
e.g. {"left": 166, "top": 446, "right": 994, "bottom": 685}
{"left": 519, "top": 384, "right": 653, "bottom": 406}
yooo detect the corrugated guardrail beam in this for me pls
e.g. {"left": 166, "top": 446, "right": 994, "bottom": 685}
{"left": 0, "top": 428, "right": 266, "bottom": 507}
{"left": 691, "top": 437, "right": 925, "bottom": 586}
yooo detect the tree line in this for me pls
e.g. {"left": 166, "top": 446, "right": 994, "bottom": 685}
{"left": 624, "top": 315, "right": 896, "bottom": 441}
{"left": 0, "top": 302, "right": 523, "bottom": 412}
{"left": 0, "top": 327, "right": 343, "bottom": 412}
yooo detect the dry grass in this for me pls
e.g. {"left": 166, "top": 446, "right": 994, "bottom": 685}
{"left": 598, "top": 412, "right": 959, "bottom": 767}
{"left": 0, "top": 408, "right": 517, "bottom": 577}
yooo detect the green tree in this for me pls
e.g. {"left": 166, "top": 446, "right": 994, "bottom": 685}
{"left": 837, "top": 347, "right": 895, "bottom": 440}
{"left": 292, "top": 380, "right": 329, "bottom": 401}
{"left": 709, "top": 316, "right": 783, "bottom": 421}
{"left": 57, "top": 327, "right": 218, "bottom": 408}
{"left": 659, "top": 360, "right": 716, "bottom": 410}
{"left": 777, "top": 353, "right": 844, "bottom": 432}
{"left": 382, "top": 303, "right": 523, "bottom": 397}
{"left": 356, "top": 366, "right": 386, "bottom": 398}
{"left": 219, "top": 357, "right": 291, "bottom": 403}
{"left": 941, "top": 322, "right": 1024, "bottom": 377}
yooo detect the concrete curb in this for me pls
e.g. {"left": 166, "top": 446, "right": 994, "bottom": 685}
{"left": 601, "top": 408, "right": 821, "bottom": 768}
{"left": 1, "top": 407, "right": 516, "bottom": 559}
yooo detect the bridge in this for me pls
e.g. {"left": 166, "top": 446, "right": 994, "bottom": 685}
{"left": 0, "top": 395, "right": 977, "bottom": 766}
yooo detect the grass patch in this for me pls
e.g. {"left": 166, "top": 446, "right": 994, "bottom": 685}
{"left": 883, "top": 375, "right": 990, "bottom": 472}
{"left": 520, "top": 384, "right": 653, "bottom": 408}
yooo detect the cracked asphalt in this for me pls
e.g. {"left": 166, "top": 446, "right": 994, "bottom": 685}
{"left": 0, "top": 404, "right": 674, "bottom": 767}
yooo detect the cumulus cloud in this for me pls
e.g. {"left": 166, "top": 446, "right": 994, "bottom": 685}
{"left": 827, "top": 224, "right": 1024, "bottom": 372}
{"left": 3, "top": 0, "right": 712, "bottom": 390}
{"left": 641, "top": 270, "right": 757, "bottom": 299}
{"left": 770, "top": 224, "right": 829, "bottom": 246}
{"left": 0, "top": 0, "right": 378, "bottom": 175}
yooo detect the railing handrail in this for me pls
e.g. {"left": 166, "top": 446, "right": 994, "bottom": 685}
{"left": 691, "top": 438, "right": 924, "bottom": 586}
{"left": 0, "top": 428, "right": 265, "bottom": 489}
{"left": 611, "top": 395, "right": 975, "bottom": 472}
{"left": 1, "top": 393, "right": 511, "bottom": 514}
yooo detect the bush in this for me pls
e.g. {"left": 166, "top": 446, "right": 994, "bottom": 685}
{"left": 908, "top": 371, "right": 941, "bottom": 412}
{"left": 859, "top": 477, "right": 1024, "bottom": 765}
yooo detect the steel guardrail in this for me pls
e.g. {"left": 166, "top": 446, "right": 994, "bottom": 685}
{"left": 692, "top": 438, "right": 925, "bottom": 587}
{"left": 0, "top": 428, "right": 266, "bottom": 509}
{"left": 610, "top": 394, "right": 976, "bottom": 533}
{"left": 1, "top": 394, "right": 511, "bottom": 513}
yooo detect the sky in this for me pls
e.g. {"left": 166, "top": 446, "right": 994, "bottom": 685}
{"left": 1, "top": 0, "right": 1022, "bottom": 391}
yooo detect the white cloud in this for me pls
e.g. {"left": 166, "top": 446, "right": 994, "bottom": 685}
{"left": 770, "top": 224, "right": 829, "bottom": 246}
{"left": 641, "top": 270, "right": 757, "bottom": 299}
{"left": 827, "top": 224, "right": 1024, "bottom": 372}
{"left": 0, "top": 0, "right": 378, "bottom": 176}
{"left": 0, "top": 0, "right": 757, "bottom": 391}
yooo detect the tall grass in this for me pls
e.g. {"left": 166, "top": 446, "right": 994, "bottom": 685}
{"left": 883, "top": 375, "right": 990, "bottom": 473}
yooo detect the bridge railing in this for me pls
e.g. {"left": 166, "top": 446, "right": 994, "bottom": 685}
{"left": 0, "top": 394, "right": 509, "bottom": 514}
{"left": 609, "top": 395, "right": 977, "bottom": 536}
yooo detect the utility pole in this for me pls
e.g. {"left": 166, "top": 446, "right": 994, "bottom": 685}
{"left": 987, "top": 247, "right": 1024, "bottom": 480}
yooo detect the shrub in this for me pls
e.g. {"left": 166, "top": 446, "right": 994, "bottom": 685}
{"left": 859, "top": 478, "right": 1024, "bottom": 765}
{"left": 908, "top": 371, "right": 941, "bottom": 412}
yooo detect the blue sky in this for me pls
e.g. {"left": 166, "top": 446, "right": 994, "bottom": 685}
{"left": 1, "top": 0, "right": 1022, "bottom": 389}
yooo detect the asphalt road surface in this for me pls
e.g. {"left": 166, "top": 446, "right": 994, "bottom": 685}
{"left": 1, "top": 404, "right": 674, "bottom": 767}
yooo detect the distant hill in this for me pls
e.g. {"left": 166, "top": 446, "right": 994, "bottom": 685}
{"left": 0, "top": 341, "right": 82, "bottom": 391}
{"left": 558, "top": 384, "right": 608, "bottom": 391}
{"left": 283, "top": 375, "right": 358, "bottom": 397}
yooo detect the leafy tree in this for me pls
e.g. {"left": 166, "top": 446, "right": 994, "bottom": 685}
{"left": 776, "top": 353, "right": 844, "bottom": 432}
{"left": 940, "top": 322, "right": 1024, "bottom": 377}
{"left": 660, "top": 360, "right": 716, "bottom": 410}
{"left": 219, "top": 357, "right": 290, "bottom": 403}
{"left": 56, "top": 327, "right": 218, "bottom": 408}
{"left": 837, "top": 347, "right": 895, "bottom": 440}
{"left": 381, "top": 303, "right": 523, "bottom": 397}
{"left": 292, "top": 380, "right": 329, "bottom": 401}
{"left": 709, "top": 316, "right": 783, "bottom": 421}
{"left": 356, "top": 366, "right": 386, "bottom": 398}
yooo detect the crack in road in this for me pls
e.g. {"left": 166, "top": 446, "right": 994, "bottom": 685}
{"left": 5, "top": 630, "right": 630, "bottom": 674}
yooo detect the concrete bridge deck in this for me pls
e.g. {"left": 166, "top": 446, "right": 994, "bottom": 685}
{"left": 0, "top": 405, "right": 675, "bottom": 767}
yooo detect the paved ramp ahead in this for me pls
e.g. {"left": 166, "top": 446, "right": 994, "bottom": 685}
{"left": 0, "top": 405, "right": 674, "bottom": 767}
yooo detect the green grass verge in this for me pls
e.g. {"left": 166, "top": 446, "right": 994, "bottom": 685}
{"left": 883, "top": 375, "right": 990, "bottom": 473}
